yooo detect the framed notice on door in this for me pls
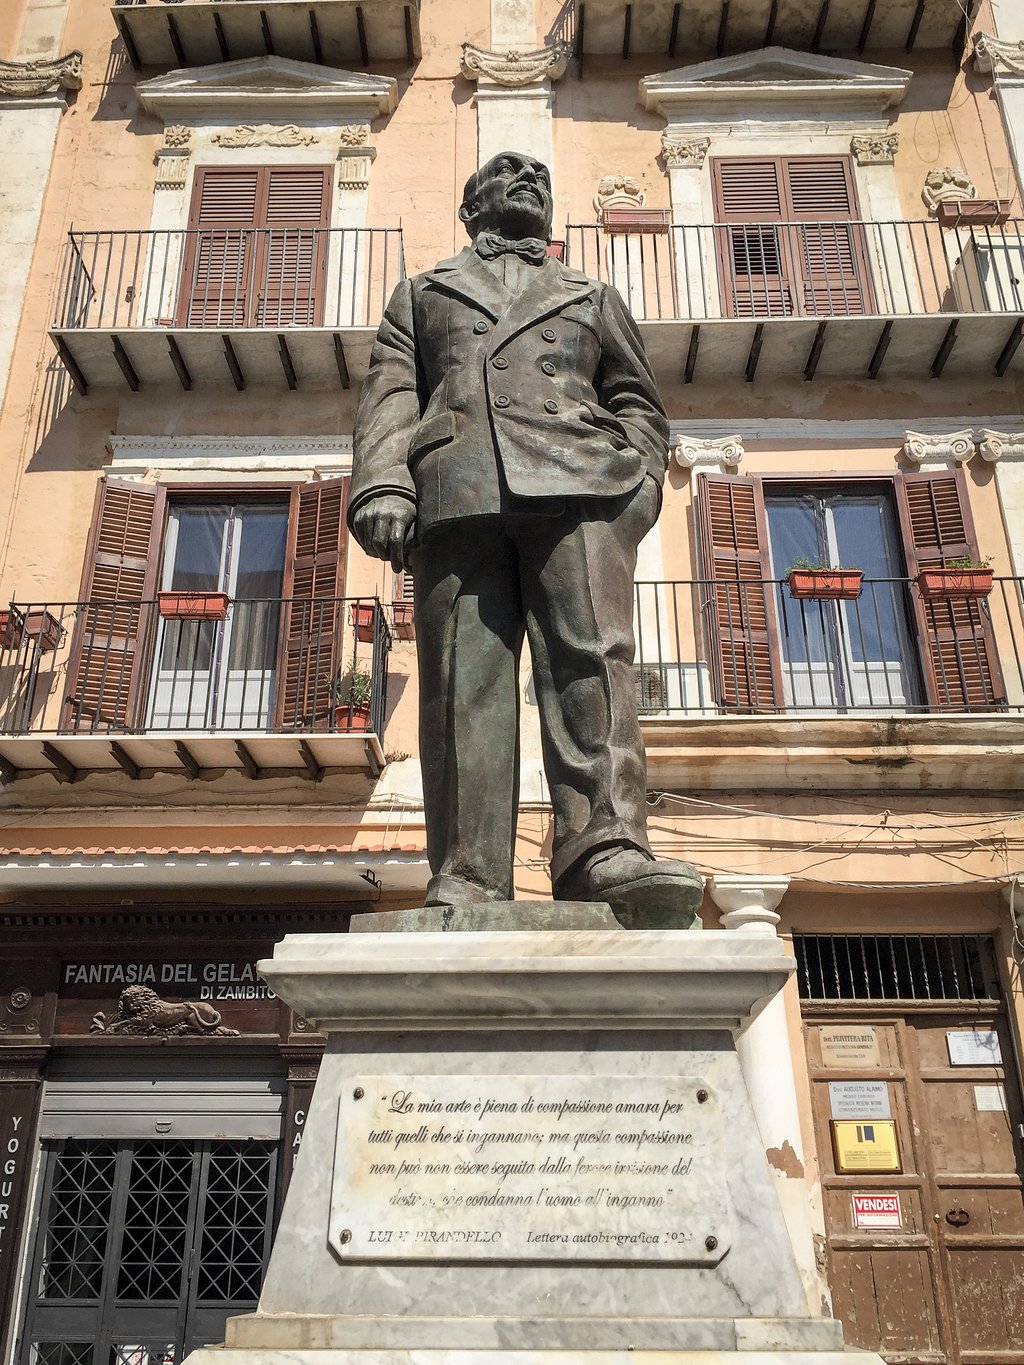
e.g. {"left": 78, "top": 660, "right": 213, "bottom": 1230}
{"left": 832, "top": 1119, "right": 901, "bottom": 1173}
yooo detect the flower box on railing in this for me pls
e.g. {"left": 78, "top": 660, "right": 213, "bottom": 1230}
{"left": 936, "top": 199, "right": 1012, "bottom": 228}
{"left": 0, "top": 607, "right": 26, "bottom": 650}
{"left": 23, "top": 609, "right": 64, "bottom": 652}
{"left": 334, "top": 702, "right": 373, "bottom": 731}
{"left": 787, "top": 569, "right": 863, "bottom": 600}
{"left": 601, "top": 208, "right": 672, "bottom": 234}
{"left": 391, "top": 600, "right": 415, "bottom": 640}
{"left": 158, "top": 590, "right": 230, "bottom": 621}
{"left": 351, "top": 602, "right": 376, "bottom": 642}
{"left": 916, "top": 568, "right": 994, "bottom": 600}
{"left": 546, "top": 241, "right": 566, "bottom": 261}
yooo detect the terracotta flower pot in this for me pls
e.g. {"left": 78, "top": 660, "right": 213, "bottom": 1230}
{"left": 391, "top": 600, "right": 415, "bottom": 640}
{"left": 0, "top": 607, "right": 25, "bottom": 650}
{"left": 787, "top": 569, "right": 863, "bottom": 601}
{"left": 158, "top": 590, "right": 230, "bottom": 621}
{"left": 351, "top": 603, "right": 376, "bottom": 642}
{"left": 334, "top": 702, "right": 373, "bottom": 731}
{"left": 24, "top": 609, "right": 64, "bottom": 652}
{"left": 916, "top": 568, "right": 993, "bottom": 600}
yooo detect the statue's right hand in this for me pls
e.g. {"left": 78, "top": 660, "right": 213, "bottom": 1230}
{"left": 351, "top": 495, "right": 417, "bottom": 573}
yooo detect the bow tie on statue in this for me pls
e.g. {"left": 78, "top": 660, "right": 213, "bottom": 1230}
{"left": 475, "top": 232, "right": 549, "bottom": 266}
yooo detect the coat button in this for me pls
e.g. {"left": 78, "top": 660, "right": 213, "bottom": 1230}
{"left": 492, "top": 357, "right": 509, "bottom": 369}
{"left": 494, "top": 395, "right": 511, "bottom": 408}
{"left": 541, "top": 328, "right": 556, "bottom": 341}
{"left": 541, "top": 361, "right": 555, "bottom": 375}
{"left": 544, "top": 400, "right": 558, "bottom": 414}
{"left": 473, "top": 320, "right": 489, "bottom": 334}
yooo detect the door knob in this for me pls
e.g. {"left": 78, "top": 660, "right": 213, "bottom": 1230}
{"left": 945, "top": 1207, "right": 970, "bottom": 1227}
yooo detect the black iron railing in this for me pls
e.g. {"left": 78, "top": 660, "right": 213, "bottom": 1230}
{"left": 566, "top": 220, "right": 1024, "bottom": 321}
{"left": 633, "top": 577, "right": 1024, "bottom": 715}
{"left": 53, "top": 227, "right": 405, "bottom": 331}
{"left": 0, "top": 596, "right": 390, "bottom": 737}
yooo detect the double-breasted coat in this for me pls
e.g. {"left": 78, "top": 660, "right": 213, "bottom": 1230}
{"left": 350, "top": 246, "right": 671, "bottom": 906}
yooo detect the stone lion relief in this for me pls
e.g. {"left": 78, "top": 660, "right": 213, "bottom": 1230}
{"left": 91, "top": 984, "right": 240, "bottom": 1037}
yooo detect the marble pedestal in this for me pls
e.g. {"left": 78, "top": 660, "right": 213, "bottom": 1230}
{"left": 187, "top": 912, "right": 882, "bottom": 1365}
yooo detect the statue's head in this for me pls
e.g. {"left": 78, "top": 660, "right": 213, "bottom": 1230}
{"left": 459, "top": 151, "right": 553, "bottom": 242}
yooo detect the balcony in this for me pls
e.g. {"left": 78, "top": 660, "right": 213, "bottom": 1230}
{"left": 112, "top": 0, "right": 421, "bottom": 70}
{"left": 0, "top": 595, "right": 391, "bottom": 781}
{"left": 569, "top": 0, "right": 977, "bottom": 59}
{"left": 50, "top": 226, "right": 404, "bottom": 394}
{"left": 632, "top": 577, "right": 1024, "bottom": 791}
{"left": 565, "top": 219, "right": 1024, "bottom": 384}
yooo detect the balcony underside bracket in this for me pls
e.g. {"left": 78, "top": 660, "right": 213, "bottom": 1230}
{"left": 109, "top": 742, "right": 141, "bottom": 781}
{"left": 0, "top": 754, "right": 20, "bottom": 786}
{"left": 931, "top": 320, "right": 958, "bottom": 378}
{"left": 716, "top": 0, "right": 729, "bottom": 56}
{"left": 804, "top": 321, "right": 828, "bottom": 381}
{"left": 669, "top": 2, "right": 681, "bottom": 55}
{"left": 356, "top": 4, "right": 369, "bottom": 63}
{"left": 906, "top": 0, "right": 925, "bottom": 52}
{"left": 334, "top": 334, "right": 351, "bottom": 389}
{"left": 364, "top": 737, "right": 383, "bottom": 778}
{"left": 223, "top": 336, "right": 246, "bottom": 391}
{"left": 622, "top": 2, "right": 632, "bottom": 59}
{"left": 55, "top": 337, "right": 88, "bottom": 397}
{"left": 168, "top": 336, "right": 193, "bottom": 391}
{"left": 166, "top": 12, "right": 187, "bottom": 66}
{"left": 684, "top": 324, "right": 700, "bottom": 384}
{"left": 41, "top": 742, "right": 79, "bottom": 784}
{"left": 261, "top": 8, "right": 276, "bottom": 55}
{"left": 278, "top": 334, "right": 298, "bottom": 390}
{"left": 235, "top": 739, "right": 263, "bottom": 780}
{"left": 868, "top": 320, "right": 893, "bottom": 379}
{"left": 299, "top": 739, "right": 325, "bottom": 782}
{"left": 112, "top": 336, "right": 140, "bottom": 393}
{"left": 745, "top": 323, "right": 764, "bottom": 383}
{"left": 113, "top": 11, "right": 142, "bottom": 69}
{"left": 812, "top": 0, "right": 829, "bottom": 52}
{"left": 310, "top": 9, "right": 324, "bottom": 64}
{"left": 213, "top": 11, "right": 230, "bottom": 60}
{"left": 996, "top": 318, "right": 1024, "bottom": 377}
{"left": 174, "top": 739, "right": 202, "bottom": 780}
{"left": 857, "top": 0, "right": 876, "bottom": 51}
{"left": 404, "top": 4, "right": 415, "bottom": 64}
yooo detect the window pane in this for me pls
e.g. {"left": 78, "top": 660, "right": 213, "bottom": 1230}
{"left": 166, "top": 506, "right": 229, "bottom": 592}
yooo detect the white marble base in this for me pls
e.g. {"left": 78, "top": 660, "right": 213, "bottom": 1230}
{"left": 196, "top": 926, "right": 881, "bottom": 1364}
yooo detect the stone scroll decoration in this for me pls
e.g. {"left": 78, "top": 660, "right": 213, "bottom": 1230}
{"left": 979, "top": 430, "right": 1024, "bottom": 463}
{"left": 660, "top": 134, "right": 710, "bottom": 170}
{"left": 673, "top": 434, "right": 745, "bottom": 470}
{"left": 902, "top": 430, "right": 976, "bottom": 466}
{"left": 973, "top": 33, "right": 1024, "bottom": 77}
{"left": 851, "top": 132, "right": 898, "bottom": 166}
{"left": 922, "top": 166, "right": 977, "bottom": 214}
{"left": 90, "top": 985, "right": 240, "bottom": 1038}
{"left": 0, "top": 51, "right": 83, "bottom": 98}
{"left": 460, "top": 42, "right": 570, "bottom": 87}
{"left": 594, "top": 174, "right": 646, "bottom": 217}
{"left": 212, "top": 123, "right": 320, "bottom": 148}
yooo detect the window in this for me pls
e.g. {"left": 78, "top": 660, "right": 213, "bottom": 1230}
{"left": 62, "top": 477, "right": 350, "bottom": 733}
{"left": 179, "top": 166, "right": 332, "bottom": 328}
{"left": 711, "top": 156, "right": 873, "bottom": 318}
{"left": 696, "top": 469, "right": 1004, "bottom": 713}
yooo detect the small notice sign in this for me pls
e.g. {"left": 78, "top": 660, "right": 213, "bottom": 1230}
{"left": 828, "top": 1081, "right": 892, "bottom": 1121}
{"left": 832, "top": 1119, "right": 901, "bottom": 1173}
{"left": 947, "top": 1030, "right": 1002, "bottom": 1066}
{"left": 852, "top": 1193, "right": 902, "bottom": 1230}
{"left": 974, "top": 1084, "right": 1008, "bottom": 1112}
{"left": 820, "top": 1026, "right": 881, "bottom": 1069}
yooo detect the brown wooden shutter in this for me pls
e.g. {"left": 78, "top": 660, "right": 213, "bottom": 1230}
{"left": 712, "top": 155, "right": 870, "bottom": 317}
{"left": 63, "top": 478, "right": 166, "bottom": 731}
{"left": 276, "top": 477, "right": 350, "bottom": 729}
{"left": 179, "top": 167, "right": 261, "bottom": 326}
{"left": 257, "top": 167, "right": 331, "bottom": 327}
{"left": 696, "top": 473, "right": 782, "bottom": 711}
{"left": 895, "top": 469, "right": 1005, "bottom": 709}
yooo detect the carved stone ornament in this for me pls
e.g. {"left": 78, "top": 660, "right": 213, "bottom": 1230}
{"left": 212, "top": 123, "right": 319, "bottom": 148}
{"left": 155, "top": 152, "right": 191, "bottom": 190}
{"left": 973, "top": 32, "right": 1024, "bottom": 77}
{"left": 851, "top": 132, "right": 898, "bottom": 165}
{"left": 337, "top": 123, "right": 369, "bottom": 148}
{"left": 163, "top": 124, "right": 192, "bottom": 148}
{"left": 902, "top": 429, "right": 976, "bottom": 466}
{"left": 0, "top": 50, "right": 83, "bottom": 98}
{"left": 338, "top": 154, "right": 373, "bottom": 191}
{"left": 661, "top": 134, "right": 710, "bottom": 170}
{"left": 922, "top": 167, "right": 977, "bottom": 213}
{"left": 673, "top": 434, "right": 745, "bottom": 469}
{"left": 978, "top": 429, "right": 1024, "bottom": 463}
{"left": 460, "top": 41, "right": 570, "bottom": 87}
{"left": 594, "top": 175, "right": 646, "bottom": 216}
{"left": 90, "top": 985, "right": 240, "bottom": 1038}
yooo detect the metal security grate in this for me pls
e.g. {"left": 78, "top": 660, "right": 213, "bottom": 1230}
{"left": 196, "top": 1145, "right": 277, "bottom": 1302}
{"left": 116, "top": 1143, "right": 194, "bottom": 1301}
{"left": 795, "top": 934, "right": 1001, "bottom": 1002}
{"left": 32, "top": 1345, "right": 93, "bottom": 1365}
{"left": 39, "top": 1143, "right": 117, "bottom": 1299}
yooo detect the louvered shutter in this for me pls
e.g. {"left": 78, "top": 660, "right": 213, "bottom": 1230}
{"left": 276, "top": 478, "right": 350, "bottom": 729}
{"left": 63, "top": 478, "right": 165, "bottom": 731}
{"left": 696, "top": 474, "right": 782, "bottom": 711}
{"left": 179, "top": 167, "right": 261, "bottom": 326}
{"left": 712, "top": 158, "right": 794, "bottom": 318}
{"left": 895, "top": 469, "right": 1004, "bottom": 709}
{"left": 785, "top": 158, "right": 872, "bottom": 316}
{"left": 256, "top": 167, "right": 331, "bottom": 327}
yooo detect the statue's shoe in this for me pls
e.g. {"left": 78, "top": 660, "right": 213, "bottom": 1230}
{"left": 555, "top": 848, "right": 704, "bottom": 930}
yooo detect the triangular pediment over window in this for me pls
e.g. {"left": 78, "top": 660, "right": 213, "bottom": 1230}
{"left": 641, "top": 46, "right": 911, "bottom": 120}
{"left": 137, "top": 55, "right": 397, "bottom": 123}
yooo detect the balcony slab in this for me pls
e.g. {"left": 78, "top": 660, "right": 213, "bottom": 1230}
{"left": 112, "top": 0, "right": 420, "bottom": 70}
{"left": 573, "top": 0, "right": 972, "bottom": 56}
{"left": 0, "top": 730, "right": 385, "bottom": 782}
{"left": 50, "top": 326, "right": 375, "bottom": 394}
{"left": 640, "top": 713, "right": 1024, "bottom": 792}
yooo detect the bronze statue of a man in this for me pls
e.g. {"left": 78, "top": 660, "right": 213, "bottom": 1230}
{"left": 350, "top": 151, "right": 702, "bottom": 921}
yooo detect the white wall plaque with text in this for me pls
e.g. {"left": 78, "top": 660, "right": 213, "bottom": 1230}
{"left": 329, "top": 1075, "right": 731, "bottom": 1263}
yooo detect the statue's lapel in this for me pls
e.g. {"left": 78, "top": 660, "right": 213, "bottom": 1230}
{"left": 422, "top": 248, "right": 510, "bottom": 322}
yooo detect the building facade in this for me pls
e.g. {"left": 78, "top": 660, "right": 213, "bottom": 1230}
{"left": 1, "top": 0, "right": 1023, "bottom": 1361}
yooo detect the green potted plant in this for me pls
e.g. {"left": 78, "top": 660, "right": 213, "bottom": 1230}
{"left": 325, "top": 665, "right": 373, "bottom": 731}
{"left": 785, "top": 556, "right": 863, "bottom": 601}
{"left": 916, "top": 555, "right": 993, "bottom": 600}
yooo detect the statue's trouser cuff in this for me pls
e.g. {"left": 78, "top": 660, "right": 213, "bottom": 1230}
{"left": 549, "top": 831, "right": 652, "bottom": 890}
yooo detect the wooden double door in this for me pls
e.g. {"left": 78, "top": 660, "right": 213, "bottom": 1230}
{"left": 806, "top": 1008, "right": 1024, "bottom": 1362}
